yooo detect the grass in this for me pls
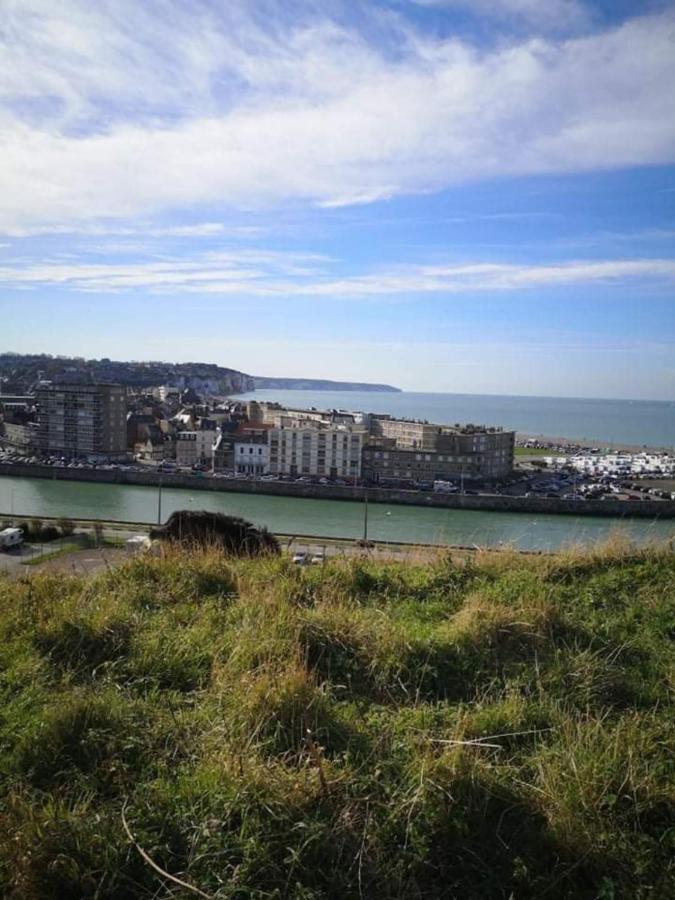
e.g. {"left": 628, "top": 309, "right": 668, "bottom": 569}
{"left": 21, "top": 541, "right": 87, "bottom": 566}
{"left": 514, "top": 447, "right": 556, "bottom": 457}
{"left": 0, "top": 539, "right": 673, "bottom": 898}
{"left": 20, "top": 534, "right": 125, "bottom": 566}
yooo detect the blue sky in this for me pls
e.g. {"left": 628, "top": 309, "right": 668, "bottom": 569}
{"left": 0, "top": 0, "right": 674, "bottom": 399}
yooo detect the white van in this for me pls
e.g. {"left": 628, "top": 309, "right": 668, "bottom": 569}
{"left": 0, "top": 527, "right": 24, "bottom": 550}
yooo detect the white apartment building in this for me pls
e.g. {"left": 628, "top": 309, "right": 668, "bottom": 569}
{"left": 269, "top": 423, "right": 365, "bottom": 480}
{"left": 175, "top": 431, "right": 214, "bottom": 467}
{"left": 156, "top": 385, "right": 181, "bottom": 403}
{"left": 234, "top": 440, "right": 269, "bottom": 475}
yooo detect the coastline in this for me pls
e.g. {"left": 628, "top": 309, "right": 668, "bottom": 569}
{"left": 236, "top": 390, "right": 674, "bottom": 450}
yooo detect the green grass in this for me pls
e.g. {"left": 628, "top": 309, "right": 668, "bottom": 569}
{"left": 21, "top": 541, "right": 86, "bottom": 566}
{"left": 0, "top": 540, "right": 673, "bottom": 898}
{"left": 21, "top": 534, "right": 125, "bottom": 567}
{"left": 514, "top": 447, "right": 555, "bottom": 457}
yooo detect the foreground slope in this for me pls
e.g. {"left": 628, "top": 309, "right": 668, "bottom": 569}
{"left": 0, "top": 543, "right": 673, "bottom": 899}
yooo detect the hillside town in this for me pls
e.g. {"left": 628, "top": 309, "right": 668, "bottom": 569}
{"left": 1, "top": 380, "right": 673, "bottom": 501}
{"left": 0, "top": 381, "right": 513, "bottom": 487}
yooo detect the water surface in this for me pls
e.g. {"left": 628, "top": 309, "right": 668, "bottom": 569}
{"left": 237, "top": 389, "right": 675, "bottom": 448}
{"left": 1, "top": 476, "right": 672, "bottom": 552}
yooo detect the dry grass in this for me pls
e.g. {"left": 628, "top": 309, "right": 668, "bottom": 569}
{"left": 0, "top": 538, "right": 673, "bottom": 898}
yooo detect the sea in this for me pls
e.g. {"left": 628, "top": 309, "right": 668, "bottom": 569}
{"left": 235, "top": 390, "right": 675, "bottom": 449}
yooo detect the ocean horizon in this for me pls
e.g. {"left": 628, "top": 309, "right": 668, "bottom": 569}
{"left": 235, "top": 389, "right": 675, "bottom": 449}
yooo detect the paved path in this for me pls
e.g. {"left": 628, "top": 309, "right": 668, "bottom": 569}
{"left": 36, "top": 547, "right": 128, "bottom": 576}
{"left": 0, "top": 539, "right": 131, "bottom": 579}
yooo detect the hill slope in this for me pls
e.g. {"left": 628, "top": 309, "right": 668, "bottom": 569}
{"left": 253, "top": 376, "right": 401, "bottom": 392}
{"left": 1, "top": 543, "right": 673, "bottom": 898}
{"left": 0, "top": 353, "right": 254, "bottom": 394}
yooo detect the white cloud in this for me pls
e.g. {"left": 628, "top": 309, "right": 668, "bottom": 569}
{"left": 0, "top": 251, "right": 672, "bottom": 295}
{"left": 0, "top": 2, "right": 674, "bottom": 232}
{"left": 3, "top": 221, "right": 265, "bottom": 239}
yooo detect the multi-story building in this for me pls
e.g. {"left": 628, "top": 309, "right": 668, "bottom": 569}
{"left": 368, "top": 416, "right": 440, "bottom": 450}
{"left": 213, "top": 431, "right": 235, "bottom": 472}
{"left": 363, "top": 420, "right": 514, "bottom": 484}
{"left": 234, "top": 425, "right": 271, "bottom": 475}
{"left": 268, "top": 420, "right": 365, "bottom": 480}
{"left": 175, "top": 430, "right": 215, "bottom": 468}
{"left": 0, "top": 418, "right": 37, "bottom": 453}
{"left": 36, "top": 383, "right": 127, "bottom": 459}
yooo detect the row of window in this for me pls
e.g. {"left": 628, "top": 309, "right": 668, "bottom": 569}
{"left": 371, "top": 451, "right": 480, "bottom": 464}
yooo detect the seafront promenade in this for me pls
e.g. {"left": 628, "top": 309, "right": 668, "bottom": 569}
{"left": 2, "top": 462, "right": 673, "bottom": 519}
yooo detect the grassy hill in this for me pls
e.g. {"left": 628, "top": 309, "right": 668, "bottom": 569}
{"left": 1, "top": 541, "right": 673, "bottom": 898}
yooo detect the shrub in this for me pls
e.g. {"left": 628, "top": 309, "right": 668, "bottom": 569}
{"left": 57, "top": 517, "right": 75, "bottom": 536}
{"left": 151, "top": 510, "right": 280, "bottom": 556}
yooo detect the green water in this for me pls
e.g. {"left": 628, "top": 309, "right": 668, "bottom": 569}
{"left": 1, "top": 476, "right": 673, "bottom": 551}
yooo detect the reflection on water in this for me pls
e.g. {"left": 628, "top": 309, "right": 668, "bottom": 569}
{"left": 0, "top": 475, "right": 673, "bottom": 552}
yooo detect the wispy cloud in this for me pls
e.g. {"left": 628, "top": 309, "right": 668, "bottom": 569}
{"left": 0, "top": 250, "right": 672, "bottom": 296}
{"left": 0, "top": 2, "right": 673, "bottom": 231}
{"left": 3, "top": 221, "right": 266, "bottom": 239}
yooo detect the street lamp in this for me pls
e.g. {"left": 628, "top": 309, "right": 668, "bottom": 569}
{"left": 157, "top": 476, "right": 163, "bottom": 526}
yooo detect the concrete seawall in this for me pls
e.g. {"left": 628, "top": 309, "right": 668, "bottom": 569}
{"left": 2, "top": 463, "right": 674, "bottom": 519}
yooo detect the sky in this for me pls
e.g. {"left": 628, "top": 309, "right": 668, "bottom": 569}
{"left": 0, "top": 0, "right": 674, "bottom": 400}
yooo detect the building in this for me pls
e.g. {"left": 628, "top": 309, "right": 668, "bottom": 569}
{"left": 133, "top": 423, "right": 174, "bottom": 462}
{"left": 369, "top": 416, "right": 440, "bottom": 450}
{"left": 126, "top": 412, "right": 156, "bottom": 449}
{"left": 1, "top": 418, "right": 37, "bottom": 453}
{"left": 0, "top": 395, "right": 35, "bottom": 414}
{"left": 268, "top": 420, "right": 365, "bottom": 480}
{"left": 213, "top": 431, "right": 235, "bottom": 471}
{"left": 363, "top": 419, "right": 514, "bottom": 484}
{"left": 234, "top": 425, "right": 271, "bottom": 475}
{"left": 36, "top": 383, "right": 127, "bottom": 459}
{"left": 155, "top": 385, "right": 181, "bottom": 403}
{"left": 175, "top": 430, "right": 215, "bottom": 468}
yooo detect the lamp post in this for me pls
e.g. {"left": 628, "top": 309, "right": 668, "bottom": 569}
{"left": 157, "top": 475, "right": 163, "bottom": 526}
{"left": 362, "top": 490, "right": 369, "bottom": 544}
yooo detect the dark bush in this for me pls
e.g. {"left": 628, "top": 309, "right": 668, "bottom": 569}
{"left": 56, "top": 517, "right": 75, "bottom": 536}
{"left": 151, "top": 510, "right": 279, "bottom": 556}
{"left": 20, "top": 520, "right": 62, "bottom": 543}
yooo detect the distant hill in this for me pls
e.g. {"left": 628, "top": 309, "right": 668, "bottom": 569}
{"left": 253, "top": 376, "right": 401, "bottom": 392}
{"left": 0, "top": 353, "right": 254, "bottom": 395}
{"left": 0, "top": 353, "right": 401, "bottom": 397}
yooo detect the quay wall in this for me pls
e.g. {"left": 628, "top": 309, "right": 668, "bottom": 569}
{"left": 1, "top": 463, "right": 674, "bottom": 519}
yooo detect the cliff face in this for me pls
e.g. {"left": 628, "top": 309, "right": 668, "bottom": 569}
{"left": 253, "top": 376, "right": 401, "bottom": 392}
{"left": 0, "top": 354, "right": 255, "bottom": 394}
